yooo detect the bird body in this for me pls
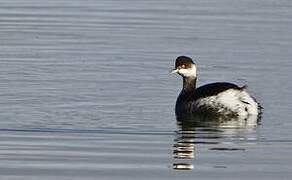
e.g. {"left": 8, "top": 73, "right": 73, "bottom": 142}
{"left": 172, "top": 56, "right": 261, "bottom": 122}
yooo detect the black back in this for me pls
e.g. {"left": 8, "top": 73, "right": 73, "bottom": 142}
{"left": 177, "top": 82, "right": 242, "bottom": 101}
{"left": 193, "top": 82, "right": 242, "bottom": 100}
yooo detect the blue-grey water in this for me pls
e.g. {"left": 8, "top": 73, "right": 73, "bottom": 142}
{"left": 1, "top": 0, "right": 292, "bottom": 179}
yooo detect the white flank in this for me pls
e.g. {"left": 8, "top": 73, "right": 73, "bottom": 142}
{"left": 196, "top": 89, "right": 259, "bottom": 117}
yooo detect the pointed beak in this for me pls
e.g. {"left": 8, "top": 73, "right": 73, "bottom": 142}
{"left": 170, "top": 68, "right": 179, "bottom": 74}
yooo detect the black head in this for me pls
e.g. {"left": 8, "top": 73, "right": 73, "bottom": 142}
{"left": 175, "top": 56, "right": 195, "bottom": 69}
{"left": 172, "top": 56, "right": 197, "bottom": 89}
{"left": 171, "top": 56, "right": 197, "bottom": 77}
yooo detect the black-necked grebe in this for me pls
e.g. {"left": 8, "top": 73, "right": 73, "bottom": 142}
{"left": 172, "top": 56, "right": 261, "bottom": 121}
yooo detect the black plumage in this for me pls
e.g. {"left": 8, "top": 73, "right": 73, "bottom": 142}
{"left": 172, "top": 56, "right": 261, "bottom": 122}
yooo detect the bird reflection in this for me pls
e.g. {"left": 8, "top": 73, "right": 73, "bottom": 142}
{"left": 173, "top": 124, "right": 196, "bottom": 170}
{"left": 172, "top": 114, "right": 260, "bottom": 170}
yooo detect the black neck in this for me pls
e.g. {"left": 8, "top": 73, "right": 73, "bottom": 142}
{"left": 182, "top": 77, "right": 197, "bottom": 92}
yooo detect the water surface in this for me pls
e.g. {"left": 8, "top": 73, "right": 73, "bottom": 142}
{"left": 0, "top": 0, "right": 292, "bottom": 179}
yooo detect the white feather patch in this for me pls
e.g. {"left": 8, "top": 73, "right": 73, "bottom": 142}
{"left": 196, "top": 89, "right": 259, "bottom": 117}
{"left": 178, "top": 65, "right": 197, "bottom": 77}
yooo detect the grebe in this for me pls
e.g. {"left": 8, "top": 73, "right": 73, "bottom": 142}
{"left": 172, "top": 56, "right": 261, "bottom": 121}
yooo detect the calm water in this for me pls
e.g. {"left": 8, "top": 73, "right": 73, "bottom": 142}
{"left": 1, "top": 0, "right": 292, "bottom": 179}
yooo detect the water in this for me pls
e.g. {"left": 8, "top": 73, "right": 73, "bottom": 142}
{"left": 0, "top": 0, "right": 292, "bottom": 179}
